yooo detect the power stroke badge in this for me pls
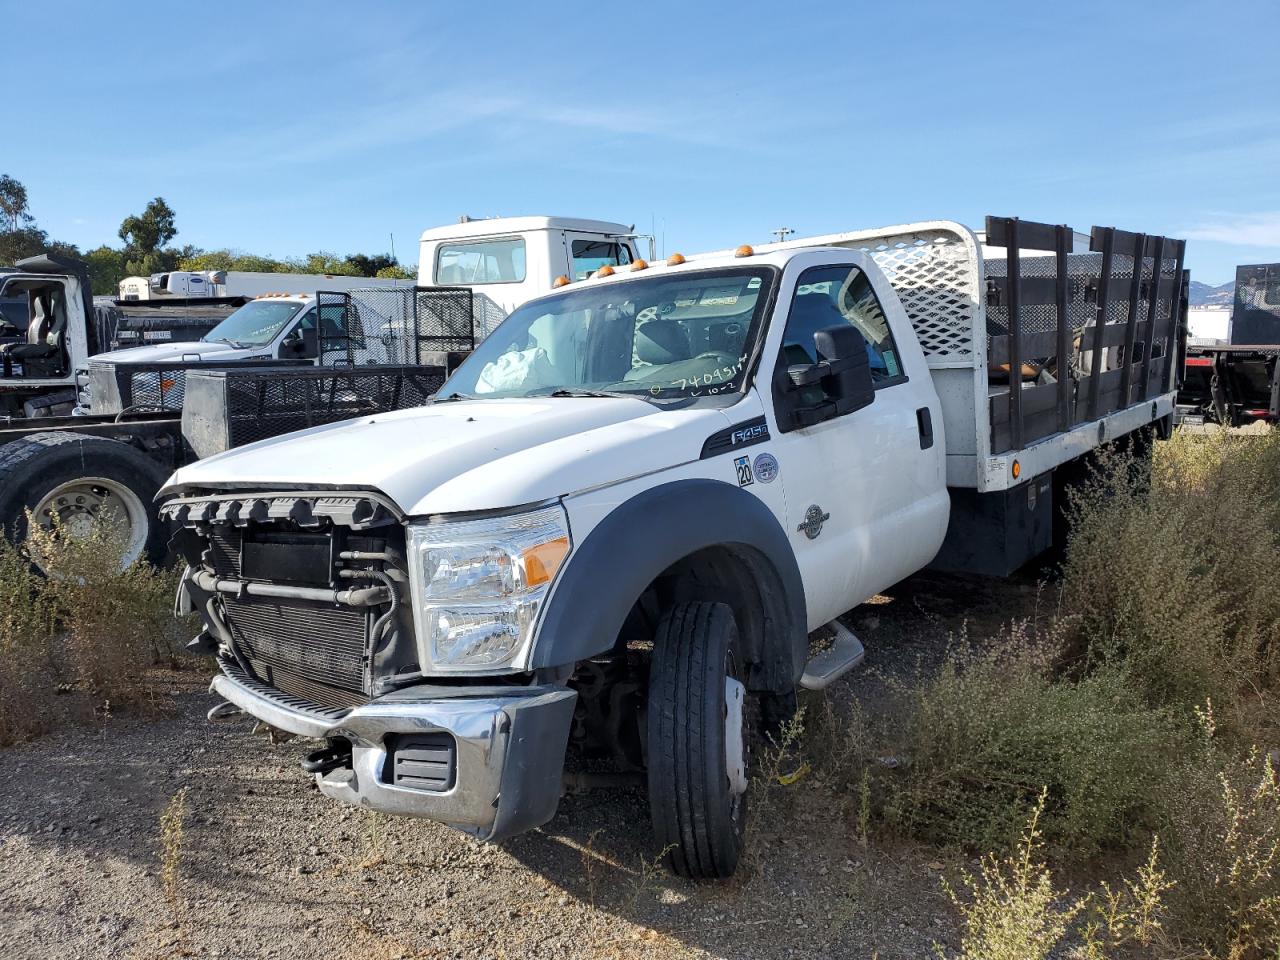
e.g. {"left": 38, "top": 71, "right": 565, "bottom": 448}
{"left": 797, "top": 504, "right": 830, "bottom": 540}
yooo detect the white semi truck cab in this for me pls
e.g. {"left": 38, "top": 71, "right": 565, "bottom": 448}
{"left": 162, "top": 216, "right": 1187, "bottom": 878}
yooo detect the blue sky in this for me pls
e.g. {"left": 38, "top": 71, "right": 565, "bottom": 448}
{"left": 5, "top": 1, "right": 1278, "bottom": 284}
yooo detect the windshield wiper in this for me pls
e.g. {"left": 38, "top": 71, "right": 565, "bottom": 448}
{"left": 207, "top": 337, "right": 250, "bottom": 348}
{"left": 544, "top": 388, "right": 642, "bottom": 400}
{"left": 435, "top": 391, "right": 477, "bottom": 402}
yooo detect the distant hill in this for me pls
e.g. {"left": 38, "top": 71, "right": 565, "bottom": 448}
{"left": 1189, "top": 279, "right": 1234, "bottom": 307}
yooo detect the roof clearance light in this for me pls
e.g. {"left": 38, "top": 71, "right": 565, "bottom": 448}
{"left": 734, "top": 245, "right": 754, "bottom": 258}
{"left": 666, "top": 252, "right": 686, "bottom": 265}
{"left": 552, "top": 275, "right": 571, "bottom": 288}
{"left": 596, "top": 265, "right": 615, "bottom": 278}
{"left": 630, "top": 259, "right": 649, "bottom": 272}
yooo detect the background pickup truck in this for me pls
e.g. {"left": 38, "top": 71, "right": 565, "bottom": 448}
{"left": 162, "top": 215, "right": 1187, "bottom": 879}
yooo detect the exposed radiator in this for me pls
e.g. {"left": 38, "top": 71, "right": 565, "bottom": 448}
{"left": 223, "top": 595, "right": 370, "bottom": 709}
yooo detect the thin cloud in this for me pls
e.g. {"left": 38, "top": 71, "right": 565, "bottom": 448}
{"left": 1184, "top": 212, "right": 1280, "bottom": 247}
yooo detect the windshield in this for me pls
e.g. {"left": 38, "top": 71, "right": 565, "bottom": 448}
{"left": 202, "top": 300, "right": 305, "bottom": 347}
{"left": 440, "top": 267, "right": 776, "bottom": 403}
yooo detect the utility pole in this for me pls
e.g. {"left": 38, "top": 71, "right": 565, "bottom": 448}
{"left": 771, "top": 227, "right": 795, "bottom": 245}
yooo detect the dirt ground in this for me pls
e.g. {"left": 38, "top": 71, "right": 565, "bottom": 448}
{"left": 0, "top": 571, "right": 1041, "bottom": 960}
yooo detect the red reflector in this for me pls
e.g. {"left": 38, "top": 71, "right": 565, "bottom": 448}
{"left": 1243, "top": 409, "right": 1274, "bottom": 419}
{"left": 1184, "top": 357, "right": 1212, "bottom": 367}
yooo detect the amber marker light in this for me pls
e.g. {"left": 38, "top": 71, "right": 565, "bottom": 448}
{"left": 552, "top": 275, "right": 571, "bottom": 288}
{"left": 595, "top": 265, "right": 615, "bottom": 277}
{"left": 734, "top": 245, "right": 754, "bottom": 258}
{"left": 630, "top": 259, "right": 649, "bottom": 272}
{"left": 666, "top": 252, "right": 686, "bottom": 265}
{"left": 1012, "top": 459, "right": 1022, "bottom": 480}
{"left": 520, "top": 536, "right": 570, "bottom": 587}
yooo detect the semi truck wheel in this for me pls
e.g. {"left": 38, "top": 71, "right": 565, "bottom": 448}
{"left": 647, "top": 601, "right": 750, "bottom": 879}
{"left": 0, "top": 432, "right": 171, "bottom": 569}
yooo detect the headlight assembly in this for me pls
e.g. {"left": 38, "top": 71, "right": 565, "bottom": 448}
{"left": 405, "top": 505, "right": 570, "bottom": 673}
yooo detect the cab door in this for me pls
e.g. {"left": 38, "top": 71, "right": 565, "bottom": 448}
{"left": 760, "top": 254, "right": 948, "bottom": 629}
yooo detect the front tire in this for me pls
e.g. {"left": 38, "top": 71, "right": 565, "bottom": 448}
{"left": 646, "top": 601, "right": 749, "bottom": 879}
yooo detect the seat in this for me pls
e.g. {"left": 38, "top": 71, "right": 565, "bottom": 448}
{"left": 634, "top": 319, "right": 691, "bottom": 365}
{"left": 1, "top": 293, "right": 65, "bottom": 373}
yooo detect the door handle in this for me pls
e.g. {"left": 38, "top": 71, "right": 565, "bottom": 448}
{"left": 916, "top": 407, "right": 934, "bottom": 449}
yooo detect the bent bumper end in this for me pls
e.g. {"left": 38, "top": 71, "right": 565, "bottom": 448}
{"left": 211, "top": 665, "right": 576, "bottom": 842}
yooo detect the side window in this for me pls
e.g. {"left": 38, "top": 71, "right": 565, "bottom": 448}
{"left": 315, "top": 303, "right": 365, "bottom": 351}
{"left": 781, "top": 264, "right": 905, "bottom": 387}
{"left": 435, "top": 238, "right": 527, "bottom": 285}
{"left": 571, "top": 238, "right": 632, "bottom": 280}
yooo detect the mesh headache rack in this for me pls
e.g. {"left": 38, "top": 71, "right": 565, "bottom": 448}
{"left": 181, "top": 364, "right": 448, "bottom": 458}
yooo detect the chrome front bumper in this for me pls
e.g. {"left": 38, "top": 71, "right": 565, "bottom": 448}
{"left": 211, "top": 660, "right": 577, "bottom": 842}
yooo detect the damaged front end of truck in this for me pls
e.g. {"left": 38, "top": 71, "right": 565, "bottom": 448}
{"left": 165, "top": 489, "right": 577, "bottom": 842}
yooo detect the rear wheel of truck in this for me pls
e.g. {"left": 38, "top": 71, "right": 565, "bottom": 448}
{"left": 646, "top": 601, "right": 750, "bottom": 879}
{"left": 0, "top": 432, "right": 171, "bottom": 569}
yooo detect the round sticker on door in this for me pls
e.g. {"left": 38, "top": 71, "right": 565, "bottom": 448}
{"left": 753, "top": 452, "right": 779, "bottom": 483}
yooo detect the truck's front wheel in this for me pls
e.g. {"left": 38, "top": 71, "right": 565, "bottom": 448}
{"left": 646, "top": 601, "right": 750, "bottom": 879}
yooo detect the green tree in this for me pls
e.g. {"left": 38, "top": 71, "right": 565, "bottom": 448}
{"left": 0, "top": 227, "right": 80, "bottom": 267}
{"left": 0, "top": 175, "right": 32, "bottom": 231}
{"left": 346, "top": 253, "right": 398, "bottom": 277}
{"left": 290, "top": 251, "right": 360, "bottom": 276}
{"left": 118, "top": 197, "right": 176, "bottom": 255}
{"left": 118, "top": 197, "right": 180, "bottom": 276}
{"left": 375, "top": 263, "right": 415, "bottom": 280}
{"left": 83, "top": 245, "right": 129, "bottom": 296}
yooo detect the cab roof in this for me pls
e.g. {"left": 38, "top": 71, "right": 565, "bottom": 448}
{"left": 419, "top": 216, "right": 633, "bottom": 243}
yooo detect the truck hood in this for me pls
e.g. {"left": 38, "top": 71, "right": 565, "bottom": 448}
{"left": 88, "top": 341, "right": 262, "bottom": 364}
{"left": 165, "top": 397, "right": 736, "bottom": 515}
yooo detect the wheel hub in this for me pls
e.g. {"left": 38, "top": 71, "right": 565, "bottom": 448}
{"left": 31, "top": 477, "right": 148, "bottom": 569}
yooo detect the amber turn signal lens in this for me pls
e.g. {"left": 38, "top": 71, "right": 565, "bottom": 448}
{"left": 521, "top": 536, "right": 570, "bottom": 587}
{"left": 734, "top": 245, "right": 754, "bottom": 258}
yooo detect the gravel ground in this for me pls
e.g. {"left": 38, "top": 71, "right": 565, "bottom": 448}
{"left": 0, "top": 571, "right": 1040, "bottom": 960}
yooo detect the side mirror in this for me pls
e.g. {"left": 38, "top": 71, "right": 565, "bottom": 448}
{"left": 784, "top": 324, "right": 875, "bottom": 428}
{"left": 282, "top": 327, "right": 319, "bottom": 359}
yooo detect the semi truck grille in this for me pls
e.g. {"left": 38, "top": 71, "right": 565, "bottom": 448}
{"left": 223, "top": 595, "right": 370, "bottom": 708}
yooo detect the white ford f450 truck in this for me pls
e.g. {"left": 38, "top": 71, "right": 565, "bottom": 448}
{"left": 162, "top": 216, "right": 1187, "bottom": 878}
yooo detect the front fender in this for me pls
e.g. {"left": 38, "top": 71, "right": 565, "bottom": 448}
{"left": 533, "top": 479, "right": 807, "bottom": 691}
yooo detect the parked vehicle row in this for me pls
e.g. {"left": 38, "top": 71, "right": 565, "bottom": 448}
{"left": 0, "top": 218, "right": 646, "bottom": 565}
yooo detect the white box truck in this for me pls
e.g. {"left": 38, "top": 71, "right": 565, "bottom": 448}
{"left": 119, "top": 270, "right": 408, "bottom": 302}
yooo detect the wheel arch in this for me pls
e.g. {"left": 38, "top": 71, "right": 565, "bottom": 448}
{"left": 534, "top": 478, "right": 807, "bottom": 694}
